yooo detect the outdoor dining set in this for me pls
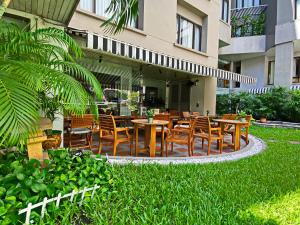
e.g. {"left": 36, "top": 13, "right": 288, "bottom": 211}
{"left": 64, "top": 111, "right": 252, "bottom": 157}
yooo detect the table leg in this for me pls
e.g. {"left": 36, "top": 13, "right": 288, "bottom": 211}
{"left": 144, "top": 125, "right": 150, "bottom": 149}
{"left": 149, "top": 125, "right": 156, "bottom": 157}
{"left": 160, "top": 125, "right": 164, "bottom": 157}
{"left": 234, "top": 124, "right": 241, "bottom": 151}
{"left": 135, "top": 124, "right": 139, "bottom": 156}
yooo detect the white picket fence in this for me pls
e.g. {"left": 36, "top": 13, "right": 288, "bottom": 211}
{"left": 18, "top": 184, "right": 100, "bottom": 224}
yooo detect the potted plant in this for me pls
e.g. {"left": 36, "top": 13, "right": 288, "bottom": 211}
{"left": 128, "top": 91, "right": 140, "bottom": 115}
{"left": 237, "top": 110, "right": 247, "bottom": 122}
{"left": 39, "top": 92, "right": 63, "bottom": 149}
{"left": 146, "top": 109, "right": 154, "bottom": 123}
{"left": 257, "top": 107, "right": 273, "bottom": 123}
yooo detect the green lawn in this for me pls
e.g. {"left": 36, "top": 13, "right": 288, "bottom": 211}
{"left": 69, "top": 126, "right": 300, "bottom": 224}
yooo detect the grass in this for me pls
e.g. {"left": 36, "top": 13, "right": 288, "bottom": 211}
{"left": 57, "top": 126, "right": 300, "bottom": 224}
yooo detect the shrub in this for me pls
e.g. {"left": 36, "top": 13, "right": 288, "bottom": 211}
{"left": 216, "top": 88, "right": 300, "bottom": 122}
{"left": 0, "top": 149, "right": 115, "bottom": 224}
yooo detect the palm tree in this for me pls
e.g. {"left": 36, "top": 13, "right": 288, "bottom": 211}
{"left": 102, "top": 0, "right": 139, "bottom": 34}
{"left": 0, "top": 20, "right": 102, "bottom": 147}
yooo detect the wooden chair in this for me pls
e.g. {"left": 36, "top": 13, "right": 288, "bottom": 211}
{"left": 98, "top": 115, "right": 132, "bottom": 156}
{"left": 68, "top": 114, "right": 94, "bottom": 150}
{"left": 165, "top": 120, "right": 195, "bottom": 157}
{"left": 177, "top": 111, "right": 191, "bottom": 127}
{"left": 192, "top": 112, "right": 201, "bottom": 117}
{"left": 193, "top": 116, "right": 223, "bottom": 155}
{"left": 222, "top": 114, "right": 238, "bottom": 143}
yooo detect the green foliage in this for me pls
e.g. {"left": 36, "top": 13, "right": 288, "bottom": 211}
{"left": 146, "top": 109, "right": 154, "bottom": 118}
{"left": 0, "top": 20, "right": 102, "bottom": 147}
{"left": 101, "top": 0, "right": 139, "bottom": 34}
{"left": 231, "top": 13, "right": 265, "bottom": 37}
{"left": 127, "top": 91, "right": 139, "bottom": 112}
{"left": 79, "top": 126, "right": 300, "bottom": 224}
{"left": 217, "top": 88, "right": 300, "bottom": 122}
{"left": 0, "top": 149, "right": 115, "bottom": 224}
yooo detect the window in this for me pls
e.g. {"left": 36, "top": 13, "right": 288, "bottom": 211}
{"left": 267, "top": 61, "right": 275, "bottom": 85}
{"left": 295, "top": 0, "right": 300, "bottom": 19}
{"left": 222, "top": 0, "right": 229, "bottom": 23}
{"left": 79, "top": 0, "right": 138, "bottom": 28}
{"left": 236, "top": 0, "right": 261, "bottom": 8}
{"left": 293, "top": 57, "right": 300, "bottom": 83}
{"left": 176, "top": 15, "right": 202, "bottom": 52}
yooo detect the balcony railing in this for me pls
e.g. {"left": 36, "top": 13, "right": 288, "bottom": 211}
{"left": 231, "top": 5, "right": 267, "bottom": 38}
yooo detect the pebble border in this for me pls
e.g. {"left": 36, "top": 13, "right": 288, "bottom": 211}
{"left": 96, "top": 135, "right": 266, "bottom": 165}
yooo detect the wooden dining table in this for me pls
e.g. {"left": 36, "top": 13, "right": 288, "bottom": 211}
{"left": 131, "top": 119, "right": 169, "bottom": 157}
{"left": 213, "top": 119, "right": 249, "bottom": 151}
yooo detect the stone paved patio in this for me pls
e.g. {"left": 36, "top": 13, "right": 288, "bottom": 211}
{"left": 92, "top": 134, "right": 247, "bottom": 157}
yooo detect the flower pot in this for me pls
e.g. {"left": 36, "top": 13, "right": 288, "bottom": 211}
{"left": 240, "top": 118, "right": 246, "bottom": 122}
{"left": 147, "top": 117, "right": 153, "bottom": 123}
{"left": 260, "top": 117, "right": 267, "bottom": 123}
{"left": 42, "top": 130, "right": 62, "bottom": 150}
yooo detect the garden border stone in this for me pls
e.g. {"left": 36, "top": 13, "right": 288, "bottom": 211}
{"left": 96, "top": 135, "right": 266, "bottom": 165}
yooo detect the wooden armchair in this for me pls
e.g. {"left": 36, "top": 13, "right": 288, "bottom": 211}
{"left": 68, "top": 114, "right": 94, "bottom": 150}
{"left": 98, "top": 115, "right": 132, "bottom": 156}
{"left": 177, "top": 111, "right": 192, "bottom": 128}
{"left": 192, "top": 112, "right": 201, "bottom": 117}
{"left": 193, "top": 116, "right": 223, "bottom": 155}
{"left": 165, "top": 120, "right": 195, "bottom": 157}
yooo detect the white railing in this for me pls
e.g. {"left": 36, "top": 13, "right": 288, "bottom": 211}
{"left": 18, "top": 184, "right": 100, "bottom": 225}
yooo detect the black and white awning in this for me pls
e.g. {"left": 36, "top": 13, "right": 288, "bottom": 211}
{"left": 67, "top": 28, "right": 256, "bottom": 84}
{"left": 248, "top": 85, "right": 300, "bottom": 94}
{"left": 231, "top": 5, "right": 268, "bottom": 19}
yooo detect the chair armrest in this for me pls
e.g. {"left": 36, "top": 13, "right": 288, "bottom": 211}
{"left": 211, "top": 127, "right": 221, "bottom": 131}
{"left": 115, "top": 127, "right": 128, "bottom": 132}
{"left": 171, "top": 128, "right": 191, "bottom": 134}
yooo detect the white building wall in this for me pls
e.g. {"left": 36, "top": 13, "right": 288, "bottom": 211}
{"left": 240, "top": 56, "right": 266, "bottom": 90}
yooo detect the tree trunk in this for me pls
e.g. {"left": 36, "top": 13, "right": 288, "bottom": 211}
{"left": 0, "top": 0, "right": 11, "bottom": 19}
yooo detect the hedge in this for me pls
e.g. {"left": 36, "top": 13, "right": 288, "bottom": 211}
{"left": 216, "top": 88, "right": 300, "bottom": 122}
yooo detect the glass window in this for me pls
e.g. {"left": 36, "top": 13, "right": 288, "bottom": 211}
{"left": 296, "top": 0, "right": 300, "bottom": 19}
{"left": 236, "top": 0, "right": 243, "bottom": 8}
{"left": 222, "top": 0, "right": 229, "bottom": 23}
{"left": 254, "top": 0, "right": 261, "bottom": 6}
{"left": 177, "top": 15, "right": 202, "bottom": 51}
{"left": 79, "top": 0, "right": 138, "bottom": 28}
{"left": 268, "top": 61, "right": 275, "bottom": 85}
{"left": 293, "top": 57, "right": 300, "bottom": 83}
{"left": 79, "top": 0, "right": 93, "bottom": 11}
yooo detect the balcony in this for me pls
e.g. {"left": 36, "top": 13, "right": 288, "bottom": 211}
{"left": 231, "top": 5, "right": 267, "bottom": 38}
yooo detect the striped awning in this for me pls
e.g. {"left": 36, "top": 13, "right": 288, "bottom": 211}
{"left": 67, "top": 28, "right": 256, "bottom": 84}
{"left": 231, "top": 5, "right": 267, "bottom": 19}
{"left": 248, "top": 85, "right": 300, "bottom": 94}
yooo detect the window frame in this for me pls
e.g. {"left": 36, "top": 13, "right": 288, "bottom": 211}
{"left": 79, "top": 0, "right": 139, "bottom": 29}
{"left": 236, "top": 0, "right": 261, "bottom": 8}
{"left": 222, "top": 0, "right": 229, "bottom": 23}
{"left": 176, "top": 14, "right": 202, "bottom": 52}
{"left": 295, "top": 0, "right": 300, "bottom": 20}
{"left": 267, "top": 61, "right": 275, "bottom": 85}
{"left": 293, "top": 57, "right": 300, "bottom": 83}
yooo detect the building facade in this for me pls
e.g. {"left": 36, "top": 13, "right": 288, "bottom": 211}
{"left": 219, "top": 0, "right": 300, "bottom": 94}
{"left": 68, "top": 0, "right": 254, "bottom": 114}
{"left": 2, "top": 0, "right": 255, "bottom": 117}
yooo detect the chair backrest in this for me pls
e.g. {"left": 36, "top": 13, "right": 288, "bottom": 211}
{"left": 194, "top": 116, "right": 211, "bottom": 134}
{"left": 222, "top": 114, "right": 237, "bottom": 120}
{"left": 71, "top": 114, "right": 94, "bottom": 129}
{"left": 182, "top": 111, "right": 191, "bottom": 119}
{"left": 154, "top": 113, "right": 170, "bottom": 121}
{"left": 192, "top": 112, "right": 201, "bottom": 117}
{"left": 99, "top": 114, "right": 116, "bottom": 132}
{"left": 169, "top": 109, "right": 179, "bottom": 116}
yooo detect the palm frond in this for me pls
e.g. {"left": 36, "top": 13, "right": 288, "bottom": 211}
{"left": 34, "top": 28, "right": 83, "bottom": 58}
{"left": 0, "top": 71, "right": 39, "bottom": 147}
{"left": 101, "top": 0, "right": 139, "bottom": 34}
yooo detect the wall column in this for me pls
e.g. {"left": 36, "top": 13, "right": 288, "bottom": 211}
{"left": 274, "top": 41, "right": 294, "bottom": 87}
{"left": 190, "top": 77, "right": 216, "bottom": 115}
